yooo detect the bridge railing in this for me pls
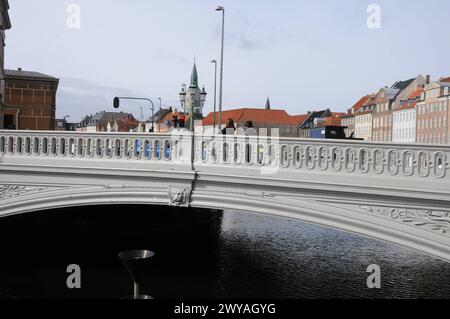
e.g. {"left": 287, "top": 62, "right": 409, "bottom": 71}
{"left": 193, "top": 134, "right": 450, "bottom": 179}
{"left": 1, "top": 130, "right": 449, "bottom": 180}
{"left": 0, "top": 130, "right": 191, "bottom": 163}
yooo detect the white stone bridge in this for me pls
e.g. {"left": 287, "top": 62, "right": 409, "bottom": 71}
{"left": 0, "top": 130, "right": 449, "bottom": 262}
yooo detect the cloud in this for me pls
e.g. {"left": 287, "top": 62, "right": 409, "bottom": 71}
{"left": 210, "top": 13, "right": 290, "bottom": 51}
{"left": 56, "top": 78, "right": 181, "bottom": 121}
{"left": 237, "top": 35, "right": 265, "bottom": 50}
{"left": 154, "top": 52, "right": 189, "bottom": 64}
{"left": 56, "top": 78, "right": 142, "bottom": 120}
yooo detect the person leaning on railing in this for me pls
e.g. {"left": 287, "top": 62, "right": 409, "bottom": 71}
{"left": 244, "top": 121, "right": 257, "bottom": 136}
{"left": 222, "top": 118, "right": 236, "bottom": 135}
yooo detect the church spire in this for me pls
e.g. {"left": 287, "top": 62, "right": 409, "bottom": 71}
{"left": 265, "top": 96, "right": 271, "bottom": 110}
{"left": 190, "top": 61, "right": 199, "bottom": 88}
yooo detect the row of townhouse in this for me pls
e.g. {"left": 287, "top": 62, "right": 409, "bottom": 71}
{"left": 342, "top": 75, "right": 450, "bottom": 144}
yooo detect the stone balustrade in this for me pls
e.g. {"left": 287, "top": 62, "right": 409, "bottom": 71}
{"left": 0, "top": 130, "right": 449, "bottom": 179}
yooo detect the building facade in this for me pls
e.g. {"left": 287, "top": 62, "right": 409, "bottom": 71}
{"left": 355, "top": 112, "right": 373, "bottom": 141}
{"left": 392, "top": 108, "right": 417, "bottom": 143}
{"left": 416, "top": 81, "right": 450, "bottom": 144}
{"left": 77, "top": 111, "right": 136, "bottom": 132}
{"left": 3, "top": 69, "right": 59, "bottom": 130}
{"left": 203, "top": 108, "right": 308, "bottom": 137}
{"left": 392, "top": 87, "right": 424, "bottom": 144}
{"left": 340, "top": 114, "right": 354, "bottom": 138}
{"left": 55, "top": 118, "right": 77, "bottom": 131}
{"left": 179, "top": 63, "right": 207, "bottom": 124}
{"left": 370, "top": 76, "right": 427, "bottom": 143}
{"left": 341, "top": 95, "right": 371, "bottom": 138}
{"left": 354, "top": 95, "right": 376, "bottom": 141}
{"left": 299, "top": 109, "right": 332, "bottom": 138}
{"left": 0, "top": 0, "right": 11, "bottom": 129}
{"left": 372, "top": 88, "right": 398, "bottom": 142}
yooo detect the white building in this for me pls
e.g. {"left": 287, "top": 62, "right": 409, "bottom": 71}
{"left": 355, "top": 112, "right": 373, "bottom": 141}
{"left": 392, "top": 107, "right": 416, "bottom": 143}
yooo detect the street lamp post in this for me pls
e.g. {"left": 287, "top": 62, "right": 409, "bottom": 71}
{"left": 216, "top": 5, "right": 225, "bottom": 131}
{"left": 189, "top": 93, "right": 196, "bottom": 132}
{"left": 158, "top": 97, "right": 162, "bottom": 133}
{"left": 200, "top": 87, "right": 207, "bottom": 129}
{"left": 211, "top": 60, "right": 218, "bottom": 134}
{"left": 113, "top": 96, "right": 155, "bottom": 132}
{"left": 179, "top": 86, "right": 186, "bottom": 123}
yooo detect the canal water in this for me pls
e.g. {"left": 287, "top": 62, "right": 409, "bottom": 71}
{"left": 0, "top": 205, "right": 449, "bottom": 299}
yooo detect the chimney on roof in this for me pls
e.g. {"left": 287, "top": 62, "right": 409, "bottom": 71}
{"left": 18, "top": 68, "right": 22, "bottom": 71}
{"left": 426, "top": 75, "right": 431, "bottom": 84}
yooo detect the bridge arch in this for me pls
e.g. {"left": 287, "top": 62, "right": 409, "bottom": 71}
{"left": 1, "top": 130, "right": 449, "bottom": 262}
{"left": 0, "top": 185, "right": 449, "bottom": 263}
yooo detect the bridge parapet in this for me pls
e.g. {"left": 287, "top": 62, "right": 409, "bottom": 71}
{"left": 0, "top": 131, "right": 185, "bottom": 163}
{"left": 0, "top": 130, "right": 449, "bottom": 180}
{"left": 194, "top": 134, "right": 449, "bottom": 179}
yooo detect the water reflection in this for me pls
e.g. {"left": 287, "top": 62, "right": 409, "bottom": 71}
{"left": 216, "top": 211, "right": 450, "bottom": 299}
{"left": 0, "top": 206, "right": 448, "bottom": 299}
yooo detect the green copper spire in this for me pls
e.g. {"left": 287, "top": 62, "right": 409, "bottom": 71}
{"left": 190, "top": 62, "right": 199, "bottom": 88}
{"left": 265, "top": 96, "right": 271, "bottom": 110}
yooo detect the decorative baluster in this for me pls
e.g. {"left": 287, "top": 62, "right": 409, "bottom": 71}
{"left": 434, "top": 152, "right": 446, "bottom": 178}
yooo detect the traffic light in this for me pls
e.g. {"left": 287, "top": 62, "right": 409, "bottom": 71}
{"left": 113, "top": 97, "right": 120, "bottom": 109}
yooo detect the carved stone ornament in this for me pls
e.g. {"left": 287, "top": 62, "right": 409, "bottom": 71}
{"left": 0, "top": 185, "right": 47, "bottom": 200}
{"left": 361, "top": 206, "right": 450, "bottom": 236}
{"left": 168, "top": 187, "right": 191, "bottom": 207}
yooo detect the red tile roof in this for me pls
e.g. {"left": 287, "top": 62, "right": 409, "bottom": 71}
{"left": 363, "top": 94, "right": 377, "bottom": 106}
{"left": 285, "top": 114, "right": 310, "bottom": 125}
{"left": 202, "top": 108, "right": 308, "bottom": 126}
{"left": 159, "top": 111, "right": 191, "bottom": 124}
{"left": 440, "top": 77, "right": 450, "bottom": 83}
{"left": 315, "top": 116, "right": 342, "bottom": 127}
{"left": 352, "top": 95, "right": 372, "bottom": 110}
{"left": 116, "top": 118, "right": 140, "bottom": 132}
{"left": 325, "top": 116, "right": 342, "bottom": 126}
{"left": 408, "top": 87, "right": 424, "bottom": 99}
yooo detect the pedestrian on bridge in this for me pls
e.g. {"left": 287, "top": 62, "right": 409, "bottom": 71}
{"left": 222, "top": 118, "right": 236, "bottom": 135}
{"left": 244, "top": 121, "right": 257, "bottom": 136}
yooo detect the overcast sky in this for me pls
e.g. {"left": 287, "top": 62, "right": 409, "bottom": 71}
{"left": 6, "top": 0, "right": 450, "bottom": 121}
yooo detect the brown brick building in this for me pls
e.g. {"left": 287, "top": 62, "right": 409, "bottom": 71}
{"left": 3, "top": 69, "right": 59, "bottom": 130}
